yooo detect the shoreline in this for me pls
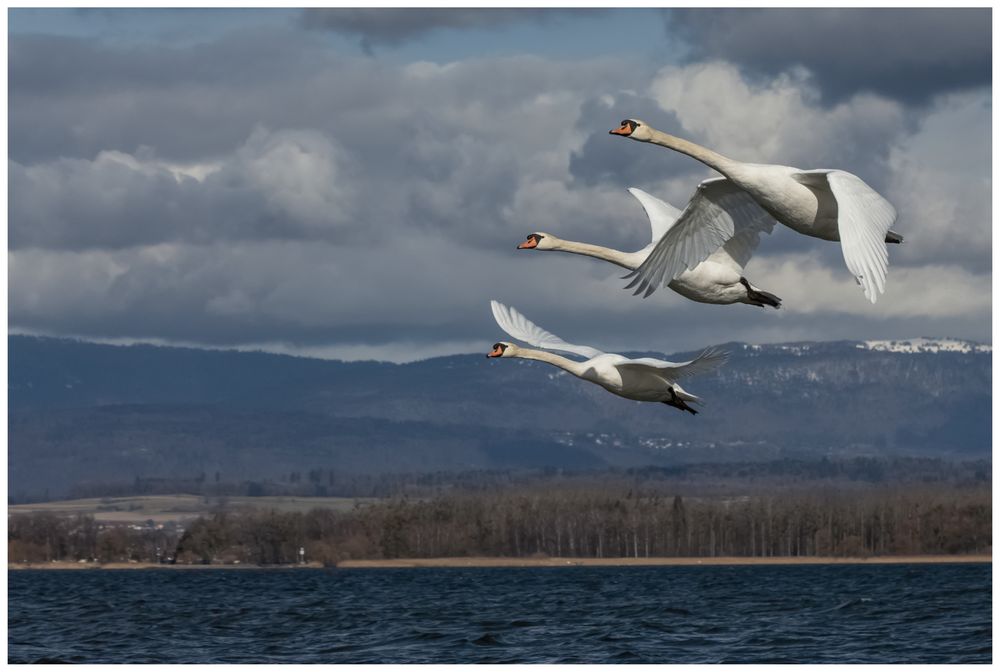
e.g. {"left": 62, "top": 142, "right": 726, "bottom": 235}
{"left": 8, "top": 554, "right": 990, "bottom": 570}
{"left": 336, "top": 554, "right": 992, "bottom": 568}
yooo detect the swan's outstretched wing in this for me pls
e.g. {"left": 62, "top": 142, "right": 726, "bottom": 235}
{"left": 623, "top": 178, "right": 776, "bottom": 297}
{"left": 490, "top": 300, "right": 604, "bottom": 360}
{"left": 614, "top": 347, "right": 729, "bottom": 380}
{"left": 792, "top": 170, "right": 897, "bottom": 304}
{"left": 706, "top": 225, "right": 764, "bottom": 273}
{"left": 626, "top": 187, "right": 682, "bottom": 244}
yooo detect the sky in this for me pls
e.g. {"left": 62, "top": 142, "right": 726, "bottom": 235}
{"left": 7, "top": 8, "right": 993, "bottom": 362}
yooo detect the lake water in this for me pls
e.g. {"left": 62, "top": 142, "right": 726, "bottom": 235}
{"left": 8, "top": 563, "right": 991, "bottom": 664}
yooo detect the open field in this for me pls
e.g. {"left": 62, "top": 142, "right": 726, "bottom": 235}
{"left": 7, "top": 495, "right": 380, "bottom": 523}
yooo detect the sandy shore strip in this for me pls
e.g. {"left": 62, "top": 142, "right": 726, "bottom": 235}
{"left": 336, "top": 555, "right": 992, "bottom": 568}
{"left": 9, "top": 555, "right": 990, "bottom": 570}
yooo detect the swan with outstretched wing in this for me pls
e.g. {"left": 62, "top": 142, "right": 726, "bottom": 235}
{"left": 487, "top": 300, "right": 727, "bottom": 414}
{"left": 610, "top": 118, "right": 902, "bottom": 303}
{"left": 516, "top": 187, "right": 780, "bottom": 308}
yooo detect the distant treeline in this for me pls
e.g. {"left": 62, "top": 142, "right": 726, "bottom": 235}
{"left": 28, "top": 456, "right": 991, "bottom": 504}
{"left": 8, "top": 513, "right": 178, "bottom": 565}
{"left": 9, "top": 484, "right": 991, "bottom": 565}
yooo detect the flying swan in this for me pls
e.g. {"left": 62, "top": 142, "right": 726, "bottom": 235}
{"left": 609, "top": 118, "right": 903, "bottom": 303}
{"left": 486, "top": 300, "right": 728, "bottom": 414}
{"left": 517, "top": 187, "right": 781, "bottom": 308}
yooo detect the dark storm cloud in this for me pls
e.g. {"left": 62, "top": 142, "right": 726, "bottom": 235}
{"left": 10, "top": 29, "right": 629, "bottom": 252}
{"left": 10, "top": 30, "right": 339, "bottom": 164}
{"left": 667, "top": 8, "right": 991, "bottom": 103}
{"left": 300, "top": 8, "right": 591, "bottom": 51}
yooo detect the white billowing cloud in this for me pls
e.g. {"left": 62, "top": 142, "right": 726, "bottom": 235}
{"left": 745, "top": 253, "right": 990, "bottom": 319}
{"left": 648, "top": 61, "right": 905, "bottom": 172}
{"left": 236, "top": 126, "right": 350, "bottom": 231}
{"left": 90, "top": 149, "right": 221, "bottom": 183}
{"left": 11, "top": 126, "right": 356, "bottom": 250}
{"left": 883, "top": 91, "right": 991, "bottom": 270}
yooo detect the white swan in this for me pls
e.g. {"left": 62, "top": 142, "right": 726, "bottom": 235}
{"left": 517, "top": 187, "right": 781, "bottom": 308}
{"left": 486, "top": 300, "right": 727, "bottom": 414}
{"left": 609, "top": 119, "right": 903, "bottom": 303}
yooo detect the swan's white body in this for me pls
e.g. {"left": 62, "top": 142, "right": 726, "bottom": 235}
{"left": 610, "top": 119, "right": 902, "bottom": 303}
{"left": 519, "top": 187, "right": 780, "bottom": 308}
{"left": 487, "top": 301, "right": 727, "bottom": 413}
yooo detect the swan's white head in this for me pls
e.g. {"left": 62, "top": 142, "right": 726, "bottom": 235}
{"left": 609, "top": 118, "right": 652, "bottom": 142}
{"left": 486, "top": 341, "right": 515, "bottom": 358}
{"left": 516, "top": 232, "right": 558, "bottom": 251}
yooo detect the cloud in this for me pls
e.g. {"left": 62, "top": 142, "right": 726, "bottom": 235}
{"left": 568, "top": 91, "right": 695, "bottom": 189}
{"left": 9, "top": 30, "right": 338, "bottom": 164}
{"left": 883, "top": 91, "right": 992, "bottom": 272}
{"left": 300, "top": 8, "right": 589, "bottom": 51}
{"left": 666, "top": 8, "right": 991, "bottom": 103}
{"left": 10, "top": 32, "right": 642, "bottom": 253}
{"left": 11, "top": 127, "right": 355, "bottom": 250}
{"left": 236, "top": 127, "right": 350, "bottom": 231}
{"left": 647, "top": 61, "right": 907, "bottom": 182}
{"left": 745, "top": 253, "right": 990, "bottom": 319}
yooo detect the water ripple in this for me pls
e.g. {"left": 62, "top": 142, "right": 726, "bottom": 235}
{"left": 8, "top": 563, "right": 991, "bottom": 664}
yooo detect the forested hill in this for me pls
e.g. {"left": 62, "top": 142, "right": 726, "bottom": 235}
{"left": 8, "top": 335, "right": 991, "bottom": 499}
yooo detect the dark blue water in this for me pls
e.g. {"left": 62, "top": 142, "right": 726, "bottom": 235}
{"left": 8, "top": 563, "right": 991, "bottom": 664}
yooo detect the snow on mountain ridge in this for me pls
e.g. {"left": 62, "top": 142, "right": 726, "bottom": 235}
{"left": 858, "top": 338, "right": 991, "bottom": 354}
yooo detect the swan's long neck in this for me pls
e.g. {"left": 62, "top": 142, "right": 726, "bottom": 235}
{"left": 512, "top": 348, "right": 588, "bottom": 377}
{"left": 644, "top": 128, "right": 739, "bottom": 177}
{"left": 548, "top": 239, "right": 637, "bottom": 270}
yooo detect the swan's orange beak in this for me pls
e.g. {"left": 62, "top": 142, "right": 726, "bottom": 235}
{"left": 609, "top": 123, "right": 633, "bottom": 136}
{"left": 487, "top": 344, "right": 505, "bottom": 358}
{"left": 517, "top": 237, "right": 538, "bottom": 250}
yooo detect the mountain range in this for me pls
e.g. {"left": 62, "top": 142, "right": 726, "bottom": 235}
{"left": 8, "top": 335, "right": 991, "bottom": 499}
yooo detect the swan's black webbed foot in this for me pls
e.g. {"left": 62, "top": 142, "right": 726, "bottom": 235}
{"left": 663, "top": 389, "right": 698, "bottom": 415}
